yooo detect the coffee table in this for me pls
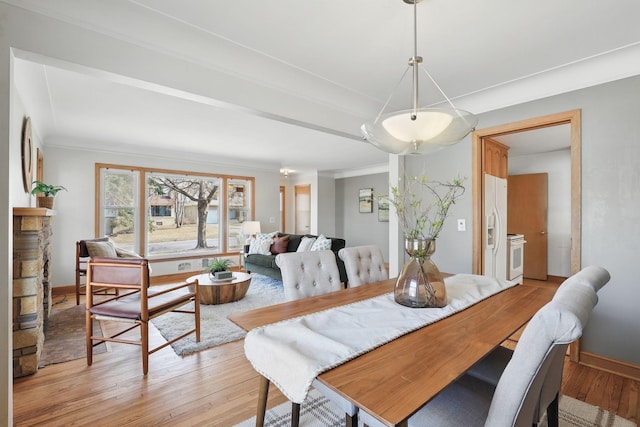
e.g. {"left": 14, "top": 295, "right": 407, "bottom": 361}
{"left": 187, "top": 272, "right": 252, "bottom": 305}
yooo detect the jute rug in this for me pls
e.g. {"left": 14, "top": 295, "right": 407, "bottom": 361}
{"left": 39, "top": 301, "right": 106, "bottom": 367}
{"left": 234, "top": 389, "right": 637, "bottom": 427}
{"left": 151, "top": 274, "right": 285, "bottom": 355}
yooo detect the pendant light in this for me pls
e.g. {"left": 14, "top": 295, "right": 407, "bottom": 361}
{"left": 361, "top": 0, "right": 478, "bottom": 155}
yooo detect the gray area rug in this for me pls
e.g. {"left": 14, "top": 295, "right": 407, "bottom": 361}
{"left": 234, "top": 389, "right": 637, "bottom": 427}
{"left": 151, "top": 274, "right": 285, "bottom": 355}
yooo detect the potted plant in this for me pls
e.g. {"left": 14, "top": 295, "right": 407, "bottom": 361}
{"left": 31, "top": 180, "right": 67, "bottom": 209}
{"left": 206, "top": 257, "right": 234, "bottom": 281}
{"left": 379, "top": 175, "right": 465, "bottom": 308}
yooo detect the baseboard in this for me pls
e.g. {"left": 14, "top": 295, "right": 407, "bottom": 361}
{"left": 579, "top": 351, "right": 640, "bottom": 381}
{"left": 52, "top": 285, "right": 75, "bottom": 296}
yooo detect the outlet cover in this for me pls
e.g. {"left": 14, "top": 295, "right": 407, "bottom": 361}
{"left": 457, "top": 219, "right": 466, "bottom": 231}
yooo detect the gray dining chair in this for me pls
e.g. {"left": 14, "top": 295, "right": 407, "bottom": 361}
{"left": 358, "top": 271, "right": 604, "bottom": 427}
{"left": 465, "top": 265, "right": 611, "bottom": 427}
{"left": 275, "top": 250, "right": 357, "bottom": 426}
{"left": 275, "top": 250, "right": 342, "bottom": 301}
{"left": 338, "top": 245, "right": 388, "bottom": 287}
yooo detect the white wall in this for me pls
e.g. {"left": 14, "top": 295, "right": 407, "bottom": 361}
{"left": 335, "top": 172, "right": 390, "bottom": 260}
{"left": 44, "top": 145, "right": 281, "bottom": 287}
{"left": 403, "top": 141, "right": 474, "bottom": 275}
{"left": 415, "top": 76, "right": 640, "bottom": 365}
{"left": 509, "top": 150, "right": 572, "bottom": 277}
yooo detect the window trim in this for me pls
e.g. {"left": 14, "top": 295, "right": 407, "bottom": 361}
{"left": 95, "top": 163, "right": 255, "bottom": 260}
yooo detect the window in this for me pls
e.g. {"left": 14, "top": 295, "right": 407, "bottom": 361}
{"left": 97, "top": 164, "right": 254, "bottom": 258}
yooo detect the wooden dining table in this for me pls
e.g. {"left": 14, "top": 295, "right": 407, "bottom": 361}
{"left": 228, "top": 277, "right": 556, "bottom": 427}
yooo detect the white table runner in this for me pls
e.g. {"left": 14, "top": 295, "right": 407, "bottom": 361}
{"left": 244, "top": 274, "right": 516, "bottom": 403}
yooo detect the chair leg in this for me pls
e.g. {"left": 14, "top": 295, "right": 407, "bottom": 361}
{"left": 546, "top": 393, "right": 560, "bottom": 427}
{"left": 256, "top": 376, "right": 270, "bottom": 427}
{"left": 141, "top": 322, "right": 149, "bottom": 375}
{"left": 291, "top": 402, "right": 300, "bottom": 427}
{"left": 86, "top": 312, "right": 93, "bottom": 366}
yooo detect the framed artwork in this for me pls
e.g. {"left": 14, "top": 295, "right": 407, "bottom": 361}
{"left": 378, "top": 199, "right": 389, "bottom": 222}
{"left": 228, "top": 184, "right": 245, "bottom": 207}
{"left": 359, "top": 188, "right": 373, "bottom": 213}
{"left": 21, "top": 117, "right": 33, "bottom": 193}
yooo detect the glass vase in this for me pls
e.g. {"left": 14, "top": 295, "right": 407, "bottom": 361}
{"left": 394, "top": 238, "right": 447, "bottom": 308}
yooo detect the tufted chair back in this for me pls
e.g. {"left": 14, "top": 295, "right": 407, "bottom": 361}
{"left": 339, "top": 245, "right": 388, "bottom": 287}
{"left": 275, "top": 250, "right": 342, "bottom": 301}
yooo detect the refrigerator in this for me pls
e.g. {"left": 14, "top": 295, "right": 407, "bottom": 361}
{"left": 484, "top": 174, "right": 507, "bottom": 280}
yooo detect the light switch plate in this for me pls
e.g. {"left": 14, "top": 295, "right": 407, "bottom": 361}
{"left": 457, "top": 219, "right": 466, "bottom": 231}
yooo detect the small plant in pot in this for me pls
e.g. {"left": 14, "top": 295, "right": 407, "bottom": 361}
{"left": 31, "top": 180, "right": 67, "bottom": 209}
{"left": 206, "top": 257, "right": 234, "bottom": 281}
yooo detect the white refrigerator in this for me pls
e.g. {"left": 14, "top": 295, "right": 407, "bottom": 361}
{"left": 484, "top": 174, "right": 507, "bottom": 280}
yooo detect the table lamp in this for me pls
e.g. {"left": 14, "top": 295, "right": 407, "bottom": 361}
{"left": 243, "top": 221, "right": 261, "bottom": 243}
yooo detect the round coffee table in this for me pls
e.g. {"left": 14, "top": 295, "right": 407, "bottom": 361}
{"left": 187, "top": 272, "right": 252, "bottom": 305}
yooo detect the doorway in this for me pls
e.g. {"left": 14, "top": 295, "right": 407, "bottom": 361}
{"left": 471, "top": 110, "right": 581, "bottom": 278}
{"left": 472, "top": 109, "right": 582, "bottom": 361}
{"left": 294, "top": 184, "right": 311, "bottom": 235}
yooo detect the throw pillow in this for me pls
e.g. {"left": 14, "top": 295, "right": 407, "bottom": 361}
{"left": 248, "top": 238, "right": 272, "bottom": 255}
{"left": 296, "top": 236, "right": 316, "bottom": 252}
{"left": 270, "top": 235, "right": 289, "bottom": 254}
{"left": 115, "top": 246, "right": 142, "bottom": 259}
{"left": 311, "top": 234, "right": 332, "bottom": 251}
{"left": 85, "top": 241, "right": 117, "bottom": 258}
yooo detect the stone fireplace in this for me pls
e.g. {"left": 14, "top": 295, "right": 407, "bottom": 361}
{"left": 13, "top": 207, "right": 54, "bottom": 377}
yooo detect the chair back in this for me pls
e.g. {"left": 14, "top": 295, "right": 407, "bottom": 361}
{"left": 532, "top": 265, "right": 611, "bottom": 423}
{"left": 89, "top": 256, "right": 149, "bottom": 288}
{"left": 275, "top": 250, "right": 342, "bottom": 301}
{"left": 339, "top": 245, "right": 388, "bottom": 287}
{"left": 77, "top": 237, "right": 110, "bottom": 258}
{"left": 485, "top": 283, "right": 601, "bottom": 427}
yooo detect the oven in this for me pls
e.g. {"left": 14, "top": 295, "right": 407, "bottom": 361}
{"left": 507, "top": 234, "right": 526, "bottom": 284}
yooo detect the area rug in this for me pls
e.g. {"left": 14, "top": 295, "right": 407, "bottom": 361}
{"left": 39, "top": 302, "right": 106, "bottom": 367}
{"left": 151, "top": 274, "right": 285, "bottom": 355}
{"left": 234, "top": 390, "right": 637, "bottom": 427}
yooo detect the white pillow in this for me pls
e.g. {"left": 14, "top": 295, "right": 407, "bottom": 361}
{"left": 311, "top": 235, "right": 332, "bottom": 251}
{"left": 296, "top": 236, "right": 316, "bottom": 252}
{"left": 248, "top": 238, "right": 272, "bottom": 255}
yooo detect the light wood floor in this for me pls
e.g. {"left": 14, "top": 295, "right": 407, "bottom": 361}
{"left": 13, "top": 282, "right": 640, "bottom": 426}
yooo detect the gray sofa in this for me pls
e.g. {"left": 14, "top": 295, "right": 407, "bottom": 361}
{"left": 244, "top": 233, "right": 347, "bottom": 284}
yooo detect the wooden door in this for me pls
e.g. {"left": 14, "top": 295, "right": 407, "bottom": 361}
{"left": 507, "top": 173, "right": 548, "bottom": 280}
{"left": 279, "top": 185, "right": 286, "bottom": 233}
{"left": 294, "top": 185, "right": 310, "bottom": 235}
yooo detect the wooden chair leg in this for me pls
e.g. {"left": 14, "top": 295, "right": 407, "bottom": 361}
{"left": 141, "top": 322, "right": 149, "bottom": 375}
{"left": 291, "top": 402, "right": 300, "bottom": 427}
{"left": 256, "top": 376, "right": 270, "bottom": 427}
{"left": 86, "top": 312, "right": 93, "bottom": 366}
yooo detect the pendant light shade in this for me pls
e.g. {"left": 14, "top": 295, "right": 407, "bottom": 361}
{"left": 361, "top": 0, "right": 478, "bottom": 155}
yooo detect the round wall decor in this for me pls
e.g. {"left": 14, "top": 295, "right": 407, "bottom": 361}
{"left": 21, "top": 116, "right": 33, "bottom": 193}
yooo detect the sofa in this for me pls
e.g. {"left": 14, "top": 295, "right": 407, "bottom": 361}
{"left": 244, "top": 233, "right": 347, "bottom": 284}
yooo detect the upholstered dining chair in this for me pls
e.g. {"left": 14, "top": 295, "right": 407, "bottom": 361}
{"left": 465, "top": 266, "right": 611, "bottom": 427}
{"left": 358, "top": 270, "right": 604, "bottom": 427}
{"left": 275, "top": 250, "right": 342, "bottom": 301}
{"left": 338, "top": 245, "right": 388, "bottom": 287}
{"left": 275, "top": 250, "right": 357, "bottom": 427}
{"left": 85, "top": 257, "right": 200, "bottom": 375}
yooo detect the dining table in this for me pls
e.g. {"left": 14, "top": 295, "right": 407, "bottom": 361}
{"left": 228, "top": 276, "right": 556, "bottom": 427}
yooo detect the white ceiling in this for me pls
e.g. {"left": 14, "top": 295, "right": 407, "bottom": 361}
{"left": 10, "top": 0, "right": 640, "bottom": 175}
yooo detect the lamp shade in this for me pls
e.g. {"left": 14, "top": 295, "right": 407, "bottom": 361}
{"left": 361, "top": 107, "right": 478, "bottom": 155}
{"left": 242, "top": 221, "right": 261, "bottom": 235}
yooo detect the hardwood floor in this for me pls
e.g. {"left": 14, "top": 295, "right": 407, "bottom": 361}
{"left": 13, "top": 283, "right": 639, "bottom": 426}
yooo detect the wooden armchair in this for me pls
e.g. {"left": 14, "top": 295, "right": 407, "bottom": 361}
{"left": 85, "top": 257, "right": 200, "bottom": 375}
{"left": 75, "top": 237, "right": 111, "bottom": 305}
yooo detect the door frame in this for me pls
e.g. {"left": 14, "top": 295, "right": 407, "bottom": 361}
{"left": 471, "top": 109, "right": 582, "bottom": 359}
